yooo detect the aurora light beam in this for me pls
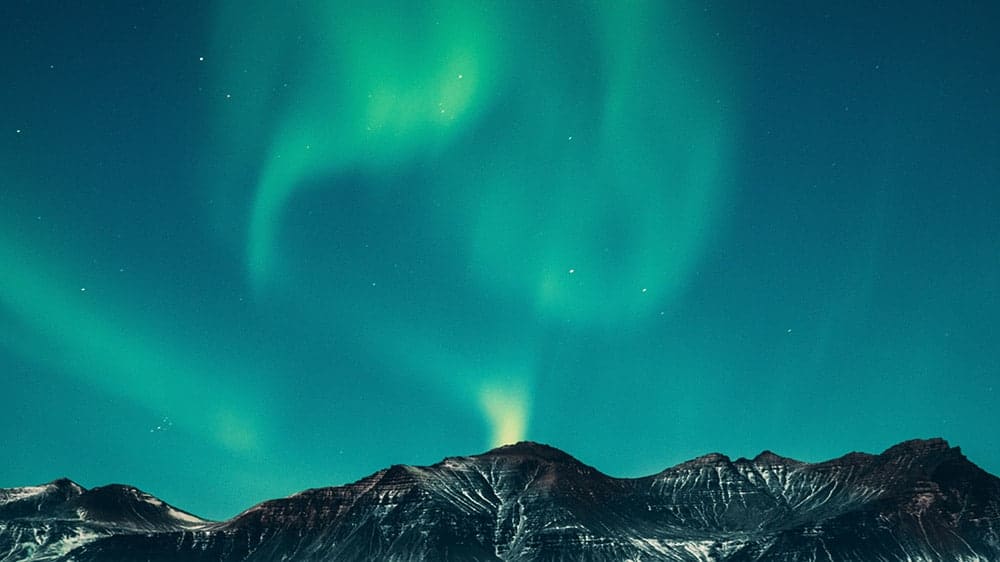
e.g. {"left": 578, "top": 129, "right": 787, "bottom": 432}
{"left": 209, "top": 3, "right": 734, "bottom": 446}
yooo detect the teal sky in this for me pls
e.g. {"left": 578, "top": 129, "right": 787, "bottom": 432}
{"left": 1, "top": 2, "right": 997, "bottom": 520}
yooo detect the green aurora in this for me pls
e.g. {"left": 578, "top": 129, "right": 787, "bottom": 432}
{"left": 1, "top": 2, "right": 998, "bottom": 520}
{"left": 212, "top": 2, "right": 733, "bottom": 447}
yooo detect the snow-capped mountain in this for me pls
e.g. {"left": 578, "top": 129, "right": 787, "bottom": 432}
{"left": 0, "top": 477, "right": 206, "bottom": 561}
{"left": 2, "top": 438, "right": 998, "bottom": 561}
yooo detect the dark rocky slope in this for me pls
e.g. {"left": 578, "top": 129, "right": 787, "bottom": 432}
{"left": 2, "top": 438, "right": 997, "bottom": 561}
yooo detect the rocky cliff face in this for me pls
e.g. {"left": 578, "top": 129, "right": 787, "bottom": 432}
{"left": 2, "top": 438, "right": 998, "bottom": 561}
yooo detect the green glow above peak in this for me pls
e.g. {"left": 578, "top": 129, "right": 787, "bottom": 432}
{"left": 211, "top": 3, "right": 735, "bottom": 444}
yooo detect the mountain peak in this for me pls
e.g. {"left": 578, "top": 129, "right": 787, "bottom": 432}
{"left": 479, "top": 441, "right": 577, "bottom": 462}
{"left": 0, "top": 478, "right": 85, "bottom": 508}
{"left": 48, "top": 477, "right": 83, "bottom": 490}
{"left": 69, "top": 483, "right": 208, "bottom": 528}
{"left": 752, "top": 450, "right": 803, "bottom": 465}
{"left": 681, "top": 452, "right": 732, "bottom": 467}
{"left": 881, "top": 437, "right": 952, "bottom": 457}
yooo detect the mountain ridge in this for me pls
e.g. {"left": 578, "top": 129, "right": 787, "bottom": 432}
{"left": 3, "top": 437, "right": 998, "bottom": 561}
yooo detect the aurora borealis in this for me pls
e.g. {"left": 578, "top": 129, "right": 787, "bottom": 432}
{"left": 2, "top": 2, "right": 998, "bottom": 521}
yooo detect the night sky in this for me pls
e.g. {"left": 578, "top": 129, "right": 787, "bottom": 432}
{"left": 2, "top": 2, "right": 998, "bottom": 521}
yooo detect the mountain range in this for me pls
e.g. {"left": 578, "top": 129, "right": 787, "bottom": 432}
{"left": 2, "top": 438, "right": 998, "bottom": 561}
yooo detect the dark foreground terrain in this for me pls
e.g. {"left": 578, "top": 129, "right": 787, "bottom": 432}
{"left": 2, "top": 438, "right": 998, "bottom": 561}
